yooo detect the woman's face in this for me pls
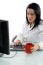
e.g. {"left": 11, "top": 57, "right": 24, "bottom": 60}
{"left": 27, "top": 8, "right": 36, "bottom": 24}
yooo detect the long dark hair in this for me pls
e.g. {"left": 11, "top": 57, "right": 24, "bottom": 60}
{"left": 26, "top": 3, "right": 41, "bottom": 29}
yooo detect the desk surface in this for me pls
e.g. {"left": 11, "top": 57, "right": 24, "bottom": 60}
{"left": 0, "top": 51, "right": 43, "bottom": 65}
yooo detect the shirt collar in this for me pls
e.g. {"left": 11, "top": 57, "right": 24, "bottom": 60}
{"left": 27, "top": 23, "right": 35, "bottom": 31}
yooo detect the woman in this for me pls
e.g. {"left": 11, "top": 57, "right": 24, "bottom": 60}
{"left": 12, "top": 3, "right": 43, "bottom": 52}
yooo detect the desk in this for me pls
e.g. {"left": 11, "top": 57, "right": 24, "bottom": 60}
{"left": 0, "top": 51, "right": 43, "bottom": 65}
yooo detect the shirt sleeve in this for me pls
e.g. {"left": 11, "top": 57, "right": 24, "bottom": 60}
{"left": 38, "top": 22, "right": 43, "bottom": 49}
{"left": 38, "top": 31, "right": 43, "bottom": 49}
{"left": 14, "top": 22, "right": 28, "bottom": 43}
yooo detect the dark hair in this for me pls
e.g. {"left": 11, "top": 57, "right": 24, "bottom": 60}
{"left": 26, "top": 3, "right": 41, "bottom": 29}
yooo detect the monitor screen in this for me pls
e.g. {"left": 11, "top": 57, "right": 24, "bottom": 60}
{"left": 0, "top": 20, "right": 10, "bottom": 55}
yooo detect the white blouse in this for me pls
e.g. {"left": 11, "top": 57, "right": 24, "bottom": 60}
{"left": 15, "top": 20, "right": 43, "bottom": 49}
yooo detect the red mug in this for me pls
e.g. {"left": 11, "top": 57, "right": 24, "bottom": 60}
{"left": 24, "top": 43, "right": 34, "bottom": 54}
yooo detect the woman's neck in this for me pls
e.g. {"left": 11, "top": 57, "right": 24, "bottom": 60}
{"left": 30, "top": 23, "right": 35, "bottom": 28}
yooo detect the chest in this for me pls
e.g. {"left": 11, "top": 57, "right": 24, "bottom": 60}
{"left": 23, "top": 27, "right": 39, "bottom": 43}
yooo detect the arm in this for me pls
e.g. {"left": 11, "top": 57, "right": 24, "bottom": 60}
{"left": 31, "top": 23, "right": 43, "bottom": 52}
{"left": 13, "top": 22, "right": 28, "bottom": 44}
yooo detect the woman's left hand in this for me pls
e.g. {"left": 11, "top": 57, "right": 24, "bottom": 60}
{"left": 31, "top": 44, "right": 40, "bottom": 52}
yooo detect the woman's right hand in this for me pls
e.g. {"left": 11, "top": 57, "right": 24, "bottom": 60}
{"left": 10, "top": 40, "right": 21, "bottom": 48}
{"left": 14, "top": 40, "right": 22, "bottom": 45}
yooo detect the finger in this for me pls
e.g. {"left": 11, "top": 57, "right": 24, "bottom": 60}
{"left": 30, "top": 47, "right": 35, "bottom": 52}
{"left": 31, "top": 48, "right": 36, "bottom": 52}
{"left": 30, "top": 47, "right": 34, "bottom": 49}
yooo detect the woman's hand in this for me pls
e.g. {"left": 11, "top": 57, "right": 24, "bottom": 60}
{"left": 11, "top": 40, "right": 22, "bottom": 48}
{"left": 14, "top": 40, "right": 22, "bottom": 45}
{"left": 31, "top": 44, "right": 40, "bottom": 52}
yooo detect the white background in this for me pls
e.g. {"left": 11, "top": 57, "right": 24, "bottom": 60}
{"left": 0, "top": 0, "right": 43, "bottom": 44}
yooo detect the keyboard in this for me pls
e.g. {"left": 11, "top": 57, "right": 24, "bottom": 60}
{"left": 10, "top": 45, "right": 25, "bottom": 51}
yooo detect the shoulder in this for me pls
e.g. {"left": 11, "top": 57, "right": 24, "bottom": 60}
{"left": 40, "top": 20, "right": 43, "bottom": 25}
{"left": 22, "top": 21, "right": 29, "bottom": 30}
{"left": 38, "top": 20, "right": 43, "bottom": 31}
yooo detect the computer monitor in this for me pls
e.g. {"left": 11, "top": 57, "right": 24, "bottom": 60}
{"left": 0, "top": 20, "right": 10, "bottom": 55}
